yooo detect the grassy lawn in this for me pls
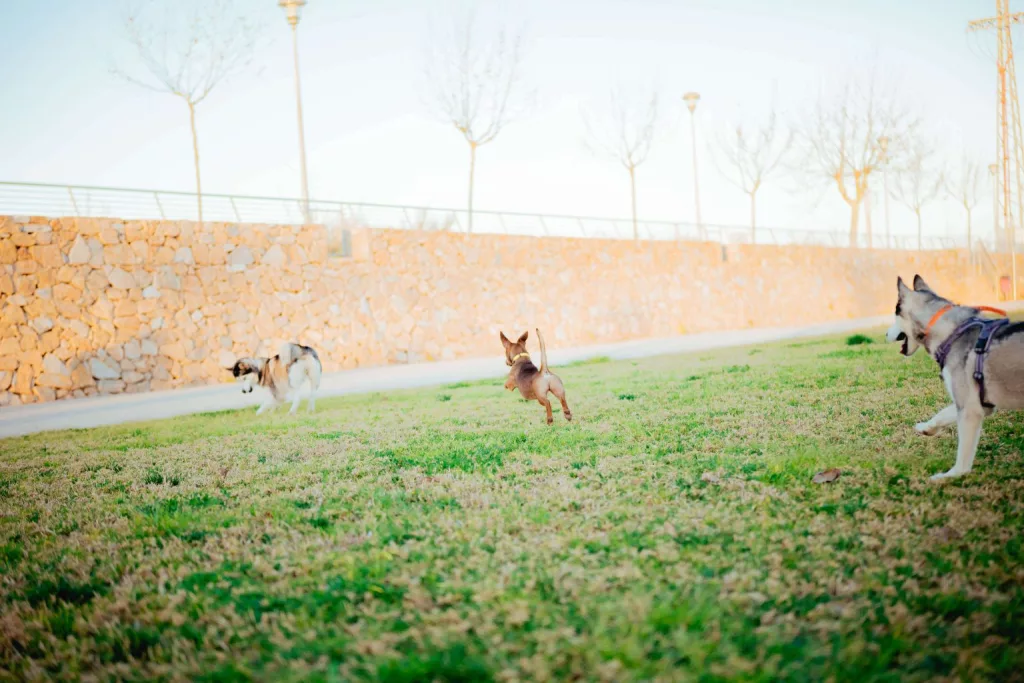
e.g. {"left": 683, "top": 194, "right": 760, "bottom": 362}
{"left": 1, "top": 329, "right": 1023, "bottom": 682}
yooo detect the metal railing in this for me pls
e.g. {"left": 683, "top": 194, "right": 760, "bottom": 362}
{"left": 0, "top": 180, "right": 978, "bottom": 250}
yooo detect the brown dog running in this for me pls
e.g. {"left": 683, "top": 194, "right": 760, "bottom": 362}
{"left": 500, "top": 328, "right": 572, "bottom": 425}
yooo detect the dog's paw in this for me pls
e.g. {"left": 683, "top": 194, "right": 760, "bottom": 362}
{"left": 915, "top": 422, "right": 940, "bottom": 437}
{"left": 930, "top": 468, "right": 966, "bottom": 482}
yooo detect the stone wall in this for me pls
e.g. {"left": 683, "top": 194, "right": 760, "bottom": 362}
{"left": 0, "top": 215, "right": 1001, "bottom": 406}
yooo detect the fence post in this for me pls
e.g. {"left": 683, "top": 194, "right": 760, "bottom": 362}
{"left": 67, "top": 187, "right": 80, "bottom": 215}
{"left": 153, "top": 192, "right": 166, "bottom": 219}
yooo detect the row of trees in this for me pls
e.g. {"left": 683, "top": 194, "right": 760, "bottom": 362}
{"left": 425, "top": 16, "right": 987, "bottom": 247}
{"left": 115, "top": 2, "right": 986, "bottom": 247}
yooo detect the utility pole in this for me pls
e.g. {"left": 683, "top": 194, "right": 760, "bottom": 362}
{"left": 969, "top": 0, "right": 1024, "bottom": 299}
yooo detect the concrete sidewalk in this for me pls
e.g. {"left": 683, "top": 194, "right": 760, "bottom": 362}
{"left": 0, "top": 313, "right": 918, "bottom": 439}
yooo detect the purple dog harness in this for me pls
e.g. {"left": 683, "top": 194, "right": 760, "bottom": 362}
{"left": 933, "top": 316, "right": 1010, "bottom": 408}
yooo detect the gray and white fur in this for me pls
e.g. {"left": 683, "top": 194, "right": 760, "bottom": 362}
{"left": 230, "top": 343, "right": 322, "bottom": 415}
{"left": 886, "top": 275, "right": 1024, "bottom": 480}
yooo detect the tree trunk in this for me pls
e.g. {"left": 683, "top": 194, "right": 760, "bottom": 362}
{"left": 188, "top": 100, "right": 203, "bottom": 225}
{"left": 467, "top": 142, "right": 477, "bottom": 234}
{"left": 966, "top": 206, "right": 973, "bottom": 260}
{"left": 921, "top": 209, "right": 929, "bottom": 252}
{"left": 864, "top": 184, "right": 873, "bottom": 250}
{"left": 848, "top": 200, "right": 860, "bottom": 248}
{"left": 629, "top": 165, "right": 638, "bottom": 241}
{"left": 750, "top": 190, "right": 757, "bottom": 243}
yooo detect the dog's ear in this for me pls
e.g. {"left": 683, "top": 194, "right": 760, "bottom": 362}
{"left": 499, "top": 332, "right": 511, "bottom": 349}
{"left": 912, "top": 274, "right": 934, "bottom": 293}
{"left": 517, "top": 331, "right": 529, "bottom": 345}
{"left": 897, "top": 276, "right": 912, "bottom": 299}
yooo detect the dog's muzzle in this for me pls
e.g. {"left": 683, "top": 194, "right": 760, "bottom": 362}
{"left": 886, "top": 322, "right": 909, "bottom": 355}
{"left": 242, "top": 386, "right": 253, "bottom": 394}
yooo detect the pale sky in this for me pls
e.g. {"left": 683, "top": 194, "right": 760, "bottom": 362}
{"left": 0, "top": 0, "right": 1008, "bottom": 240}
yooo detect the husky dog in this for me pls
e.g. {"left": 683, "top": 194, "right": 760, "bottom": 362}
{"left": 886, "top": 275, "right": 1023, "bottom": 480}
{"left": 499, "top": 328, "right": 572, "bottom": 425}
{"left": 230, "top": 343, "right": 322, "bottom": 415}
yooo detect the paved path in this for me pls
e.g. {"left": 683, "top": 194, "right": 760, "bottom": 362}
{"left": 1, "top": 307, "right": 1017, "bottom": 439}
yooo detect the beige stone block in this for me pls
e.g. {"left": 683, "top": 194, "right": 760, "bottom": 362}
{"left": 161, "top": 342, "right": 187, "bottom": 361}
{"left": 11, "top": 232, "right": 37, "bottom": 248}
{"left": 33, "top": 244, "right": 64, "bottom": 269}
{"left": 114, "top": 299, "right": 137, "bottom": 317}
{"left": 39, "top": 331, "right": 59, "bottom": 354}
{"left": 98, "top": 227, "right": 122, "bottom": 246}
{"left": 12, "top": 366, "right": 33, "bottom": 394}
{"left": 85, "top": 269, "right": 108, "bottom": 291}
{"left": 70, "top": 362, "right": 94, "bottom": 389}
{"left": 0, "top": 239, "right": 15, "bottom": 264}
{"left": 103, "top": 243, "right": 135, "bottom": 265}
{"left": 36, "top": 373, "right": 71, "bottom": 389}
{"left": 30, "top": 316, "right": 54, "bottom": 334}
{"left": 124, "top": 339, "right": 142, "bottom": 359}
{"left": 108, "top": 267, "right": 134, "bottom": 289}
{"left": 97, "top": 379, "right": 126, "bottom": 394}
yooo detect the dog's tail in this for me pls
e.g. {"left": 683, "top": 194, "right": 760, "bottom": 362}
{"left": 277, "top": 342, "right": 296, "bottom": 365}
{"left": 536, "top": 328, "right": 550, "bottom": 374}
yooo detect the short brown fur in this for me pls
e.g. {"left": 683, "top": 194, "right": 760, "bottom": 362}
{"left": 499, "top": 328, "right": 572, "bottom": 425}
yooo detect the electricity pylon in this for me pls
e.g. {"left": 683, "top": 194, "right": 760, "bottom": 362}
{"left": 969, "top": 0, "right": 1024, "bottom": 299}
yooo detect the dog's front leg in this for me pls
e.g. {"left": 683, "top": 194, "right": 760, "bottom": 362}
{"left": 931, "top": 407, "right": 984, "bottom": 481}
{"left": 916, "top": 404, "right": 957, "bottom": 437}
{"left": 256, "top": 399, "right": 276, "bottom": 415}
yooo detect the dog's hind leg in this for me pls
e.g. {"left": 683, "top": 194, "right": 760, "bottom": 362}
{"left": 307, "top": 364, "right": 321, "bottom": 414}
{"left": 548, "top": 376, "right": 572, "bottom": 422}
{"left": 931, "top": 407, "right": 984, "bottom": 481}
{"left": 916, "top": 404, "right": 956, "bottom": 437}
{"left": 538, "top": 396, "right": 554, "bottom": 425}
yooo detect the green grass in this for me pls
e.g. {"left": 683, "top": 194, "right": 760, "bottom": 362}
{"left": 1, "top": 328, "right": 1023, "bottom": 681}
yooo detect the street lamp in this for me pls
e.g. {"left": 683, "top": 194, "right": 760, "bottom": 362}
{"left": 279, "top": 0, "right": 311, "bottom": 223}
{"left": 682, "top": 91, "right": 702, "bottom": 238}
{"left": 878, "top": 135, "right": 890, "bottom": 249}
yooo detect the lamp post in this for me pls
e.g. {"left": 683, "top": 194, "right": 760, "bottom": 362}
{"left": 878, "top": 135, "right": 890, "bottom": 249}
{"left": 682, "top": 92, "right": 702, "bottom": 239}
{"left": 279, "top": 0, "right": 311, "bottom": 223}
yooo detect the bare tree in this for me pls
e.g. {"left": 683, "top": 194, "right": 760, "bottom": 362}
{"left": 892, "top": 136, "right": 944, "bottom": 250}
{"left": 797, "top": 75, "right": 917, "bottom": 246}
{"left": 425, "top": 12, "right": 528, "bottom": 234}
{"left": 945, "top": 154, "right": 983, "bottom": 254}
{"left": 115, "top": 0, "right": 258, "bottom": 223}
{"left": 582, "top": 91, "right": 659, "bottom": 240}
{"left": 713, "top": 105, "right": 793, "bottom": 241}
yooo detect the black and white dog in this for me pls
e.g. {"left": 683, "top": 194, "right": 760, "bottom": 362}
{"left": 230, "top": 343, "right": 322, "bottom": 414}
